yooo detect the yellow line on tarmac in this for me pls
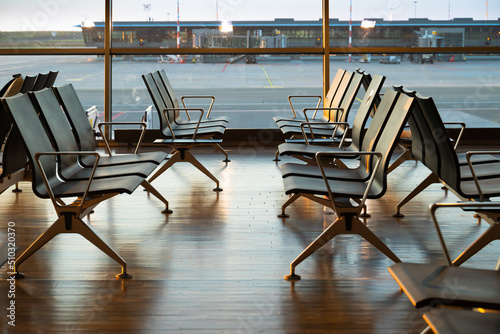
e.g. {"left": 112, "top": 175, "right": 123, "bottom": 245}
{"left": 260, "top": 64, "right": 283, "bottom": 88}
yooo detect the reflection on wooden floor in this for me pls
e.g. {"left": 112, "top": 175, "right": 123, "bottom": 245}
{"left": 1, "top": 146, "right": 498, "bottom": 333}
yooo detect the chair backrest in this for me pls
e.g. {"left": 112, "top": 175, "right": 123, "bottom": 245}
{"left": 335, "top": 72, "right": 363, "bottom": 123}
{"left": 2, "top": 76, "right": 24, "bottom": 98}
{"left": 0, "top": 126, "right": 28, "bottom": 179}
{"left": 44, "top": 70, "right": 59, "bottom": 88}
{"left": 0, "top": 93, "right": 29, "bottom": 180}
{"left": 350, "top": 88, "right": 400, "bottom": 182}
{"left": 152, "top": 71, "right": 179, "bottom": 121}
{"left": 142, "top": 72, "right": 173, "bottom": 136}
{"left": 349, "top": 73, "right": 386, "bottom": 151}
{"left": 359, "top": 88, "right": 400, "bottom": 154}
{"left": 1, "top": 93, "right": 58, "bottom": 198}
{"left": 158, "top": 69, "right": 180, "bottom": 109}
{"left": 368, "top": 92, "right": 415, "bottom": 198}
{"left": 32, "top": 72, "right": 50, "bottom": 91}
{"left": 416, "top": 94, "right": 462, "bottom": 193}
{"left": 322, "top": 68, "right": 346, "bottom": 113}
{"left": 356, "top": 68, "right": 381, "bottom": 116}
{"left": 53, "top": 84, "right": 97, "bottom": 152}
{"left": 394, "top": 85, "right": 437, "bottom": 174}
{"left": 324, "top": 70, "right": 353, "bottom": 121}
{"left": 30, "top": 88, "right": 80, "bottom": 172}
{"left": 19, "top": 75, "right": 37, "bottom": 94}
{"left": 1, "top": 76, "right": 29, "bottom": 179}
{"left": 1, "top": 76, "right": 25, "bottom": 148}
{"left": 1, "top": 75, "right": 22, "bottom": 97}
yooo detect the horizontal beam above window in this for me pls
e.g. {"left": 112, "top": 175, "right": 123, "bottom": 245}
{"left": 1, "top": 46, "right": 498, "bottom": 56}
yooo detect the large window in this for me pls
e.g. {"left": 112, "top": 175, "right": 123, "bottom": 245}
{"left": 1, "top": 1, "right": 499, "bottom": 132}
{"left": 0, "top": 1, "right": 103, "bottom": 49}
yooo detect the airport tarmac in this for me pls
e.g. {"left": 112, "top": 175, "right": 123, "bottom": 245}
{"left": 1, "top": 55, "right": 499, "bottom": 128}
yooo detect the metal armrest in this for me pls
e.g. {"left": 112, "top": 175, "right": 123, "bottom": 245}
{"left": 287, "top": 95, "right": 322, "bottom": 118}
{"left": 180, "top": 95, "right": 215, "bottom": 118}
{"left": 315, "top": 151, "right": 382, "bottom": 215}
{"left": 465, "top": 150, "right": 500, "bottom": 201}
{"left": 98, "top": 121, "right": 147, "bottom": 156}
{"left": 35, "top": 151, "right": 100, "bottom": 216}
{"left": 303, "top": 107, "right": 345, "bottom": 124}
{"left": 429, "top": 201, "right": 500, "bottom": 266}
{"left": 443, "top": 122, "right": 466, "bottom": 150}
{"left": 163, "top": 108, "right": 205, "bottom": 139}
{"left": 299, "top": 121, "right": 349, "bottom": 146}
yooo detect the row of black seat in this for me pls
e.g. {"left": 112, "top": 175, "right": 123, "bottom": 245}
{"left": 141, "top": 70, "right": 230, "bottom": 191}
{"left": 388, "top": 88, "right": 500, "bottom": 333}
{"left": 0, "top": 71, "right": 60, "bottom": 195}
{"left": 0, "top": 71, "right": 58, "bottom": 98}
{"left": 0, "top": 83, "right": 178, "bottom": 278}
{"left": 0, "top": 68, "right": 233, "bottom": 279}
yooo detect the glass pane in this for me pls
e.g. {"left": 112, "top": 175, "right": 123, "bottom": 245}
{"left": 344, "top": 53, "right": 500, "bottom": 128}
{"left": 0, "top": 55, "right": 104, "bottom": 134}
{"left": 111, "top": 54, "right": 323, "bottom": 130}
{"left": 0, "top": 1, "right": 104, "bottom": 49}
{"left": 329, "top": 3, "right": 500, "bottom": 48}
{"left": 110, "top": 0, "right": 322, "bottom": 49}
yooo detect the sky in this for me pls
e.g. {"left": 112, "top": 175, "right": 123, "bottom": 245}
{"left": 0, "top": 0, "right": 499, "bottom": 31}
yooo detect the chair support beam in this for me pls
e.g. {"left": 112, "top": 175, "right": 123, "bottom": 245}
{"left": 285, "top": 215, "right": 401, "bottom": 281}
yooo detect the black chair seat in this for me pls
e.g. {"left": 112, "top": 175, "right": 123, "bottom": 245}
{"left": 273, "top": 115, "right": 329, "bottom": 124}
{"left": 154, "top": 138, "right": 223, "bottom": 145}
{"left": 459, "top": 161, "right": 500, "bottom": 181}
{"left": 278, "top": 142, "right": 352, "bottom": 158}
{"left": 282, "top": 174, "right": 383, "bottom": 199}
{"left": 388, "top": 262, "right": 500, "bottom": 310}
{"left": 423, "top": 309, "right": 500, "bottom": 334}
{"left": 460, "top": 206, "right": 500, "bottom": 214}
{"left": 80, "top": 151, "right": 167, "bottom": 168}
{"left": 278, "top": 124, "right": 345, "bottom": 138}
{"left": 173, "top": 118, "right": 229, "bottom": 128}
{"left": 457, "top": 152, "right": 500, "bottom": 166}
{"left": 280, "top": 162, "right": 369, "bottom": 181}
{"left": 284, "top": 137, "right": 345, "bottom": 145}
{"left": 458, "top": 177, "right": 500, "bottom": 198}
{"left": 61, "top": 160, "right": 159, "bottom": 180}
{"left": 163, "top": 125, "right": 226, "bottom": 138}
{"left": 277, "top": 119, "right": 338, "bottom": 129}
{"left": 44, "top": 174, "right": 145, "bottom": 199}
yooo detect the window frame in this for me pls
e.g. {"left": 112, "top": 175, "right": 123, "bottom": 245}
{"left": 1, "top": 0, "right": 499, "bottom": 140}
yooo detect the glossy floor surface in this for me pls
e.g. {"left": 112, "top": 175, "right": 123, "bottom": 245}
{"left": 1, "top": 146, "right": 498, "bottom": 333}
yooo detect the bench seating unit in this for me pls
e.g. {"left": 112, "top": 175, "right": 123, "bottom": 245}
{"left": 1, "top": 92, "right": 169, "bottom": 278}
{"left": 280, "top": 89, "right": 416, "bottom": 280}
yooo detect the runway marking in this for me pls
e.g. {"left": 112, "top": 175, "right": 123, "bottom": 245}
{"left": 260, "top": 64, "right": 284, "bottom": 88}
{"left": 112, "top": 111, "right": 125, "bottom": 120}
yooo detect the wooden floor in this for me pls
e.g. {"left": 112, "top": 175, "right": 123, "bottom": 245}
{"left": 1, "top": 146, "right": 498, "bottom": 333}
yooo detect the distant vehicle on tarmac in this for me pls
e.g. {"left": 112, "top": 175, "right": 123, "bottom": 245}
{"left": 379, "top": 56, "right": 401, "bottom": 64}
